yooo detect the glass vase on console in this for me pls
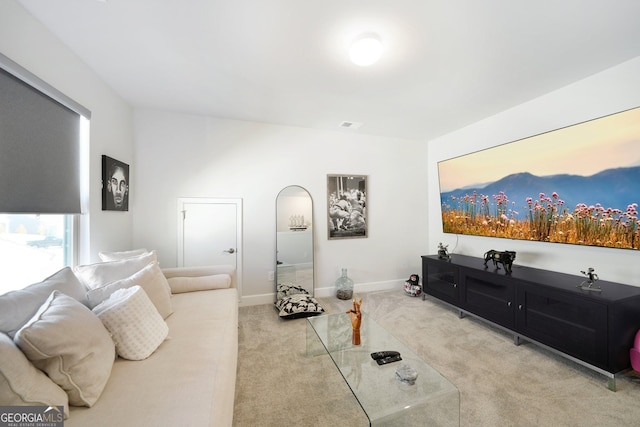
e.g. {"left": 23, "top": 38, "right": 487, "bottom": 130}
{"left": 335, "top": 268, "right": 354, "bottom": 300}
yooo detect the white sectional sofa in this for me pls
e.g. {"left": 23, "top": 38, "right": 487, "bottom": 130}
{"left": 0, "top": 251, "right": 238, "bottom": 427}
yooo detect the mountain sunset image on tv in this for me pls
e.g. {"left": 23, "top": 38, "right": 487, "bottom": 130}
{"left": 438, "top": 107, "right": 640, "bottom": 250}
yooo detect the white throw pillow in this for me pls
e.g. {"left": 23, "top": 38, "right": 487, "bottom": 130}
{"left": 0, "top": 267, "right": 88, "bottom": 338}
{"left": 0, "top": 333, "right": 69, "bottom": 417}
{"left": 167, "top": 274, "right": 231, "bottom": 294}
{"left": 98, "top": 248, "right": 149, "bottom": 262}
{"left": 14, "top": 291, "right": 115, "bottom": 407}
{"left": 86, "top": 261, "right": 172, "bottom": 319}
{"left": 74, "top": 250, "right": 157, "bottom": 290}
{"left": 93, "top": 286, "right": 168, "bottom": 361}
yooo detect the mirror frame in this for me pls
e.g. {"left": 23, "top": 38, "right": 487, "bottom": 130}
{"left": 275, "top": 185, "right": 314, "bottom": 301}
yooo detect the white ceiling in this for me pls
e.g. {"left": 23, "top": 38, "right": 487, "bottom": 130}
{"left": 17, "top": 0, "right": 640, "bottom": 141}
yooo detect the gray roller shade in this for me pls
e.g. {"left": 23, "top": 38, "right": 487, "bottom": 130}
{"left": 0, "top": 57, "right": 87, "bottom": 214}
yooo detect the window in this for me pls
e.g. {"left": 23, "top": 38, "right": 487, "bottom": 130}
{"left": 0, "top": 53, "right": 90, "bottom": 295}
{"left": 0, "top": 214, "right": 73, "bottom": 293}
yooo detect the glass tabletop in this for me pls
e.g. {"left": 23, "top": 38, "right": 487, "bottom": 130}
{"left": 307, "top": 312, "right": 459, "bottom": 426}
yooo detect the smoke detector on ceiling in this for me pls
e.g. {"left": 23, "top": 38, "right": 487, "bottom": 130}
{"left": 339, "top": 121, "right": 363, "bottom": 130}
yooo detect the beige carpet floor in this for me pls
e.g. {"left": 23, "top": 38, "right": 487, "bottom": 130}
{"left": 233, "top": 290, "right": 640, "bottom": 426}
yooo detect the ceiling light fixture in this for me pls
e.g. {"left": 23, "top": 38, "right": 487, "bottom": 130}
{"left": 349, "top": 33, "right": 383, "bottom": 67}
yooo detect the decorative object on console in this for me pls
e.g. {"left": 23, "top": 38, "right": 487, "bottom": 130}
{"left": 404, "top": 274, "right": 421, "bottom": 297}
{"left": 396, "top": 364, "right": 418, "bottom": 385}
{"left": 347, "top": 298, "right": 363, "bottom": 346}
{"left": 335, "top": 268, "right": 354, "bottom": 300}
{"left": 578, "top": 267, "right": 601, "bottom": 292}
{"left": 327, "top": 174, "right": 367, "bottom": 239}
{"left": 437, "top": 242, "right": 450, "bottom": 260}
{"left": 438, "top": 106, "right": 640, "bottom": 251}
{"left": 483, "top": 249, "right": 516, "bottom": 273}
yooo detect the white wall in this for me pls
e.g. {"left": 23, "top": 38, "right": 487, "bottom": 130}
{"left": 133, "top": 110, "right": 428, "bottom": 303}
{"left": 0, "top": 1, "right": 135, "bottom": 263}
{"left": 427, "top": 56, "right": 640, "bottom": 286}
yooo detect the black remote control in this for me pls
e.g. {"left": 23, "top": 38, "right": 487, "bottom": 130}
{"left": 370, "top": 351, "right": 400, "bottom": 360}
{"left": 376, "top": 354, "right": 402, "bottom": 365}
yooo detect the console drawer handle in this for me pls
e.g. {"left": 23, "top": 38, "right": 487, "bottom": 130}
{"left": 518, "top": 304, "right": 523, "bottom": 310}
{"left": 508, "top": 301, "right": 512, "bottom": 307}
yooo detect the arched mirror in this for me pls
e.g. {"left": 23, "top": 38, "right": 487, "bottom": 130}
{"left": 276, "top": 186, "right": 314, "bottom": 299}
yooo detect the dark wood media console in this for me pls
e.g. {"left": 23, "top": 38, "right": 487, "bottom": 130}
{"left": 421, "top": 254, "right": 640, "bottom": 390}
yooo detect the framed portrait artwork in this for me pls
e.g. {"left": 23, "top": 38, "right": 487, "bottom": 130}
{"left": 327, "top": 174, "right": 367, "bottom": 239}
{"left": 102, "top": 155, "right": 129, "bottom": 211}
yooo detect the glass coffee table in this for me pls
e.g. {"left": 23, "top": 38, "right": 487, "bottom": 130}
{"left": 307, "top": 312, "right": 459, "bottom": 426}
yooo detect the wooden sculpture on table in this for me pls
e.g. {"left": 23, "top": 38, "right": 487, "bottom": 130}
{"left": 347, "top": 298, "right": 363, "bottom": 345}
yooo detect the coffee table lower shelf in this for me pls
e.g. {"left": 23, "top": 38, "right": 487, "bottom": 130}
{"left": 306, "top": 312, "right": 459, "bottom": 426}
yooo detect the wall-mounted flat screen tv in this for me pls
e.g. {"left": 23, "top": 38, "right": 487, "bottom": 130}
{"left": 438, "top": 106, "right": 640, "bottom": 250}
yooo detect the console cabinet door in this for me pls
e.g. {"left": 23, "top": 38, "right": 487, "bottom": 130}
{"left": 460, "top": 269, "right": 515, "bottom": 329}
{"left": 516, "top": 284, "right": 608, "bottom": 369}
{"left": 422, "top": 258, "right": 459, "bottom": 305}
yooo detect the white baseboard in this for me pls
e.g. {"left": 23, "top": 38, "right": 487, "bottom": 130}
{"left": 239, "top": 279, "right": 404, "bottom": 307}
{"left": 239, "top": 293, "right": 276, "bottom": 307}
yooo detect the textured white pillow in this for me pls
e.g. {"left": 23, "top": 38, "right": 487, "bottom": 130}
{"left": 0, "top": 333, "right": 69, "bottom": 417}
{"left": 93, "top": 286, "right": 168, "bottom": 361}
{"left": 0, "top": 267, "right": 88, "bottom": 338}
{"left": 167, "top": 274, "right": 231, "bottom": 294}
{"left": 14, "top": 291, "right": 115, "bottom": 407}
{"left": 86, "top": 261, "right": 172, "bottom": 319}
{"left": 74, "top": 250, "right": 157, "bottom": 290}
{"left": 98, "top": 248, "right": 149, "bottom": 262}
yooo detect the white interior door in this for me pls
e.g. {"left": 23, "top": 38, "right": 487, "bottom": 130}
{"left": 177, "top": 198, "right": 242, "bottom": 292}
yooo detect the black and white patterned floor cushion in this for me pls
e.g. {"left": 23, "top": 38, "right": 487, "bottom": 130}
{"left": 275, "top": 293, "right": 324, "bottom": 319}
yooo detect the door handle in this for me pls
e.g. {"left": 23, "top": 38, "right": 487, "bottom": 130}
{"left": 224, "top": 248, "right": 235, "bottom": 254}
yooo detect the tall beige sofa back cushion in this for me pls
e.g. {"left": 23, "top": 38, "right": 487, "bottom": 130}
{"left": 0, "top": 267, "right": 88, "bottom": 338}
{"left": 74, "top": 251, "right": 157, "bottom": 290}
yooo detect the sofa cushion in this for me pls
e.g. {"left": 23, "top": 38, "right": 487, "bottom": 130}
{"left": 65, "top": 288, "right": 238, "bottom": 427}
{"left": 0, "top": 267, "right": 88, "bottom": 338}
{"left": 14, "top": 291, "right": 115, "bottom": 407}
{"left": 98, "top": 248, "right": 149, "bottom": 262}
{"left": 74, "top": 250, "right": 157, "bottom": 290}
{"left": 93, "top": 286, "right": 168, "bottom": 361}
{"left": 167, "top": 274, "right": 231, "bottom": 294}
{"left": 275, "top": 294, "right": 324, "bottom": 319}
{"left": 86, "top": 261, "right": 172, "bottom": 319}
{"left": 0, "top": 333, "right": 69, "bottom": 417}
